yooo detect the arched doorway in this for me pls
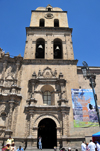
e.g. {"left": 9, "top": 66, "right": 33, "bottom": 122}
{"left": 38, "top": 118, "right": 57, "bottom": 149}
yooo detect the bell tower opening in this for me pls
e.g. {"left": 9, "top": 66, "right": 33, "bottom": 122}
{"left": 38, "top": 118, "right": 57, "bottom": 149}
{"left": 54, "top": 39, "right": 62, "bottom": 59}
{"left": 36, "top": 38, "right": 45, "bottom": 59}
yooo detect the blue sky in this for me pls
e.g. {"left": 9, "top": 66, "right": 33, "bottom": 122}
{"left": 0, "top": 0, "right": 100, "bottom": 66}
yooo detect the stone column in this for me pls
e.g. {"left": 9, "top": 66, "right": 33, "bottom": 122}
{"left": 1, "top": 61, "right": 7, "bottom": 79}
{"left": 8, "top": 101, "right": 14, "bottom": 130}
{"left": 61, "top": 111, "right": 67, "bottom": 137}
{"left": 61, "top": 111, "right": 68, "bottom": 147}
{"left": 28, "top": 111, "right": 34, "bottom": 138}
{"left": 27, "top": 111, "right": 34, "bottom": 150}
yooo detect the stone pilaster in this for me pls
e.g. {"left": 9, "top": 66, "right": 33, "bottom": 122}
{"left": 8, "top": 101, "right": 14, "bottom": 130}
{"left": 66, "top": 114, "right": 69, "bottom": 136}
{"left": 12, "top": 105, "right": 18, "bottom": 136}
{"left": 61, "top": 111, "right": 67, "bottom": 137}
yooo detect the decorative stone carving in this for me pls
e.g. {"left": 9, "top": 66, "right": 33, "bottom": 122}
{"left": 46, "top": 4, "right": 53, "bottom": 10}
{"left": 32, "top": 72, "right": 37, "bottom": 79}
{"left": 2, "top": 89, "right": 10, "bottom": 94}
{"left": 4, "top": 80, "right": 13, "bottom": 87}
{"left": 38, "top": 70, "right": 42, "bottom": 77}
{"left": 1, "top": 61, "right": 7, "bottom": 79}
{"left": 37, "top": 67, "right": 57, "bottom": 78}
{"left": 0, "top": 104, "right": 6, "bottom": 115}
{"left": 0, "top": 79, "right": 4, "bottom": 86}
{"left": 0, "top": 48, "right": 5, "bottom": 58}
{"left": 26, "top": 98, "right": 37, "bottom": 106}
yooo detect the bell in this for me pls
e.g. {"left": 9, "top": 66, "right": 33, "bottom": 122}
{"left": 55, "top": 46, "right": 60, "bottom": 50}
{"left": 38, "top": 45, "right": 43, "bottom": 49}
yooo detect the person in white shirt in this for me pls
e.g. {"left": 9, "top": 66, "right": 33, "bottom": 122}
{"left": 95, "top": 141, "right": 100, "bottom": 151}
{"left": 81, "top": 141, "right": 86, "bottom": 151}
{"left": 88, "top": 140, "right": 96, "bottom": 151}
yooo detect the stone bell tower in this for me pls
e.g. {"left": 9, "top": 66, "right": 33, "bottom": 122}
{"left": 22, "top": 4, "right": 80, "bottom": 149}
{"left": 24, "top": 4, "right": 74, "bottom": 60}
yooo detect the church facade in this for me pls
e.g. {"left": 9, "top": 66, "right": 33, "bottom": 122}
{"left": 0, "top": 5, "right": 100, "bottom": 149}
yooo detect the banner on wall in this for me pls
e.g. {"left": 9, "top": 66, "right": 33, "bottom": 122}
{"left": 71, "top": 89, "right": 98, "bottom": 127}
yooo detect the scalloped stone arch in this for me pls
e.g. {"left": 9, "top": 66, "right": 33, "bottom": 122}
{"left": 34, "top": 114, "right": 60, "bottom": 128}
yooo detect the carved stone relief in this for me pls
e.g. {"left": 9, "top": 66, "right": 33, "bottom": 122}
{"left": 0, "top": 104, "right": 6, "bottom": 114}
{"left": 4, "top": 80, "right": 14, "bottom": 87}
{"left": 0, "top": 104, "right": 9, "bottom": 131}
{"left": 5, "top": 65, "right": 16, "bottom": 79}
{"left": 38, "top": 67, "right": 57, "bottom": 78}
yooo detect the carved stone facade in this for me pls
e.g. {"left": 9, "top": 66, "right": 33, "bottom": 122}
{"left": 0, "top": 4, "right": 100, "bottom": 150}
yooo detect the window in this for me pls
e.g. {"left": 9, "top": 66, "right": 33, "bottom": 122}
{"left": 36, "top": 38, "right": 45, "bottom": 59}
{"left": 54, "top": 19, "right": 59, "bottom": 27}
{"left": 40, "top": 19, "right": 45, "bottom": 27}
{"left": 53, "top": 39, "right": 63, "bottom": 59}
{"left": 43, "top": 91, "right": 51, "bottom": 105}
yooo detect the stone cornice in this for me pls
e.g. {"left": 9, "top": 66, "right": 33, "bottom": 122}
{"left": 25, "top": 105, "right": 70, "bottom": 113}
{"left": 29, "top": 77, "right": 66, "bottom": 85}
{"left": 77, "top": 66, "right": 100, "bottom": 74}
{"left": 0, "top": 93, "right": 22, "bottom": 102}
{"left": 31, "top": 10, "right": 67, "bottom": 13}
{"left": 26, "top": 27, "right": 73, "bottom": 33}
{"left": 0, "top": 56, "right": 23, "bottom": 63}
{"left": 23, "top": 59, "right": 78, "bottom": 65}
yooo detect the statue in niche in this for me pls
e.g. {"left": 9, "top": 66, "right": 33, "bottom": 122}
{"left": 59, "top": 85, "right": 66, "bottom": 100}
{"left": 6, "top": 66, "right": 15, "bottom": 79}
{"left": 38, "top": 70, "right": 42, "bottom": 77}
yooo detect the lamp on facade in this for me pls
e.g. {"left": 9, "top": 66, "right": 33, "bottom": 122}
{"left": 81, "top": 61, "right": 100, "bottom": 126}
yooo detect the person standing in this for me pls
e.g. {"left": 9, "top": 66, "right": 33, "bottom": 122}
{"left": 86, "top": 143, "right": 89, "bottom": 151}
{"left": 81, "top": 141, "right": 86, "bottom": 151}
{"left": 88, "top": 140, "right": 96, "bottom": 151}
{"left": 6, "top": 136, "right": 14, "bottom": 146}
{"left": 17, "top": 146, "right": 24, "bottom": 151}
{"left": 95, "top": 142, "right": 100, "bottom": 151}
{"left": 38, "top": 136, "right": 42, "bottom": 150}
{"left": 11, "top": 142, "right": 17, "bottom": 151}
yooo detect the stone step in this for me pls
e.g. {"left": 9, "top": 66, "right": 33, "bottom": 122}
{"left": 26, "top": 150, "right": 55, "bottom": 151}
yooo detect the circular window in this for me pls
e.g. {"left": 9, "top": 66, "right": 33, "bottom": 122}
{"left": 45, "top": 13, "right": 53, "bottom": 19}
